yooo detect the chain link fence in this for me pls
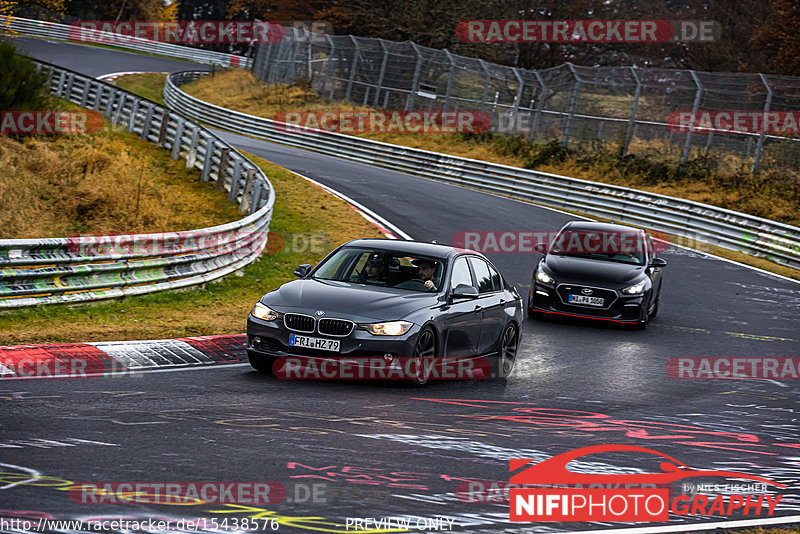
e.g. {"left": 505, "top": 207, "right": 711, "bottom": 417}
{"left": 252, "top": 28, "right": 800, "bottom": 173}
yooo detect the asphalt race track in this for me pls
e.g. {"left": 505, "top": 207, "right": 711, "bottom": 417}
{"left": 2, "top": 37, "right": 799, "bottom": 533}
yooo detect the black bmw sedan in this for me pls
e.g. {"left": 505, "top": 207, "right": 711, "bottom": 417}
{"left": 528, "top": 221, "right": 666, "bottom": 328}
{"left": 247, "top": 238, "right": 524, "bottom": 385}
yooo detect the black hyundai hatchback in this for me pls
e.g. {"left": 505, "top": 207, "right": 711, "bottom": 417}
{"left": 528, "top": 221, "right": 666, "bottom": 328}
{"left": 247, "top": 238, "right": 524, "bottom": 385}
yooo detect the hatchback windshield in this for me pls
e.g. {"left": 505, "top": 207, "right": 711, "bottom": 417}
{"left": 549, "top": 230, "right": 646, "bottom": 265}
{"left": 312, "top": 247, "right": 447, "bottom": 292}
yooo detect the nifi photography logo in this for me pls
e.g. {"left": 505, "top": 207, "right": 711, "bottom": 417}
{"left": 508, "top": 444, "right": 785, "bottom": 522}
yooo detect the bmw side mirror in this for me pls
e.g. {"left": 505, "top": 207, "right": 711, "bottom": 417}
{"left": 650, "top": 257, "right": 667, "bottom": 268}
{"left": 535, "top": 243, "right": 548, "bottom": 254}
{"left": 294, "top": 264, "right": 311, "bottom": 277}
{"left": 452, "top": 284, "right": 479, "bottom": 299}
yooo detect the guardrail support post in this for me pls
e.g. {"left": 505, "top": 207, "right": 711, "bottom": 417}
{"left": 753, "top": 74, "right": 773, "bottom": 173}
{"left": 405, "top": 42, "right": 423, "bottom": 111}
{"left": 186, "top": 126, "right": 199, "bottom": 168}
{"left": 158, "top": 110, "right": 170, "bottom": 146}
{"left": 171, "top": 117, "right": 186, "bottom": 159}
{"left": 201, "top": 139, "right": 215, "bottom": 181}
{"left": 65, "top": 73, "right": 75, "bottom": 101}
{"left": 93, "top": 85, "right": 104, "bottom": 111}
{"left": 217, "top": 148, "right": 230, "bottom": 191}
{"left": 622, "top": 67, "right": 642, "bottom": 157}
{"left": 240, "top": 168, "right": 257, "bottom": 213}
{"left": 113, "top": 93, "right": 126, "bottom": 124}
{"left": 80, "top": 79, "right": 91, "bottom": 108}
{"left": 345, "top": 35, "right": 361, "bottom": 102}
{"left": 229, "top": 157, "right": 243, "bottom": 201}
{"left": 105, "top": 89, "right": 118, "bottom": 118}
{"left": 562, "top": 63, "right": 581, "bottom": 148}
{"left": 373, "top": 39, "right": 390, "bottom": 108}
{"left": 249, "top": 181, "right": 263, "bottom": 215}
{"left": 141, "top": 103, "right": 155, "bottom": 141}
{"left": 682, "top": 71, "right": 703, "bottom": 166}
{"left": 127, "top": 100, "right": 139, "bottom": 132}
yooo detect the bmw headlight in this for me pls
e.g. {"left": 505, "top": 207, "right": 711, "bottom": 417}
{"left": 365, "top": 321, "right": 413, "bottom": 336}
{"left": 622, "top": 280, "right": 646, "bottom": 295}
{"left": 252, "top": 302, "right": 281, "bottom": 321}
{"left": 536, "top": 268, "right": 555, "bottom": 285}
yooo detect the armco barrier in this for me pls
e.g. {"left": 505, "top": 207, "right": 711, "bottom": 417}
{"left": 164, "top": 71, "right": 800, "bottom": 271}
{"left": 0, "top": 61, "right": 274, "bottom": 308}
{"left": 1, "top": 16, "right": 251, "bottom": 68}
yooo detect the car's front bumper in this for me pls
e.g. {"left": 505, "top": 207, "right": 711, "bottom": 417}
{"left": 246, "top": 315, "right": 422, "bottom": 359}
{"left": 529, "top": 283, "right": 645, "bottom": 324}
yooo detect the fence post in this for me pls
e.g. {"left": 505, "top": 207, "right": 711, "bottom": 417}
{"left": 201, "top": 138, "right": 215, "bottom": 181}
{"left": 510, "top": 68, "right": 525, "bottom": 134}
{"left": 345, "top": 35, "right": 361, "bottom": 102}
{"left": 127, "top": 99, "right": 139, "bottom": 132}
{"left": 140, "top": 103, "right": 155, "bottom": 141}
{"left": 157, "top": 110, "right": 170, "bottom": 146}
{"left": 682, "top": 71, "right": 703, "bottom": 165}
{"left": 442, "top": 49, "right": 456, "bottom": 112}
{"left": 229, "top": 156, "right": 243, "bottom": 201}
{"left": 322, "top": 34, "right": 337, "bottom": 99}
{"left": 373, "top": 39, "right": 390, "bottom": 107}
{"left": 753, "top": 73, "right": 773, "bottom": 173}
{"left": 217, "top": 148, "right": 230, "bottom": 191}
{"left": 405, "top": 42, "right": 423, "bottom": 111}
{"left": 529, "top": 70, "right": 546, "bottom": 143}
{"left": 622, "top": 66, "right": 642, "bottom": 157}
{"left": 479, "top": 60, "right": 490, "bottom": 112}
{"left": 171, "top": 117, "right": 186, "bottom": 159}
{"left": 562, "top": 63, "right": 582, "bottom": 148}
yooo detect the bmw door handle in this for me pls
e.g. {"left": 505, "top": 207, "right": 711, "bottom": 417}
{"left": 474, "top": 305, "right": 482, "bottom": 311}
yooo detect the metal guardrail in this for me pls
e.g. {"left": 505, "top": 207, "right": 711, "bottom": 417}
{"left": 0, "top": 62, "right": 274, "bottom": 308}
{"left": 165, "top": 71, "right": 800, "bottom": 271}
{"left": 1, "top": 16, "right": 251, "bottom": 68}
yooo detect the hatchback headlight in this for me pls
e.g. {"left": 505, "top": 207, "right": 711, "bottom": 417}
{"left": 536, "top": 268, "right": 555, "bottom": 285}
{"left": 252, "top": 302, "right": 280, "bottom": 321}
{"left": 365, "top": 321, "right": 413, "bottom": 336}
{"left": 622, "top": 280, "right": 646, "bottom": 295}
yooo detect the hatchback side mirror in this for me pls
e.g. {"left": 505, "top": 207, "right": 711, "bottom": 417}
{"left": 650, "top": 257, "right": 667, "bottom": 268}
{"left": 452, "top": 284, "right": 479, "bottom": 299}
{"left": 535, "top": 243, "right": 548, "bottom": 254}
{"left": 294, "top": 264, "right": 311, "bottom": 277}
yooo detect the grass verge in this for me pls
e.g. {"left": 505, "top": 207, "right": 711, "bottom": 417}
{"left": 0, "top": 152, "right": 385, "bottom": 345}
{"left": 0, "top": 125, "right": 239, "bottom": 238}
{"left": 113, "top": 72, "right": 168, "bottom": 105}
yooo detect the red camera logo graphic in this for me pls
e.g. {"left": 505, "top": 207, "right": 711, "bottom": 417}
{"left": 508, "top": 445, "right": 785, "bottom": 522}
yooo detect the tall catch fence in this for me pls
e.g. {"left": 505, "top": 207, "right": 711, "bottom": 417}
{"left": 252, "top": 28, "right": 800, "bottom": 173}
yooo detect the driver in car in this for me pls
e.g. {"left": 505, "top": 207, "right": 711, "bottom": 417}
{"left": 354, "top": 254, "right": 386, "bottom": 284}
{"left": 396, "top": 258, "right": 437, "bottom": 291}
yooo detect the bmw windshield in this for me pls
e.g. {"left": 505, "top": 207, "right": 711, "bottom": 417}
{"left": 312, "top": 247, "right": 447, "bottom": 292}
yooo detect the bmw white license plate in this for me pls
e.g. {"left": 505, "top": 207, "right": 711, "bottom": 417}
{"left": 568, "top": 294, "right": 604, "bottom": 307}
{"left": 289, "top": 334, "right": 340, "bottom": 352}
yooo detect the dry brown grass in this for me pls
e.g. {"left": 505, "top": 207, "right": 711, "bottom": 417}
{"left": 0, "top": 153, "right": 386, "bottom": 345}
{"left": 0, "top": 128, "right": 240, "bottom": 238}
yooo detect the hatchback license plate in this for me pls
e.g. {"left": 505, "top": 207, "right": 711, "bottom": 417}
{"left": 289, "top": 334, "right": 340, "bottom": 352}
{"left": 568, "top": 294, "right": 604, "bottom": 306}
